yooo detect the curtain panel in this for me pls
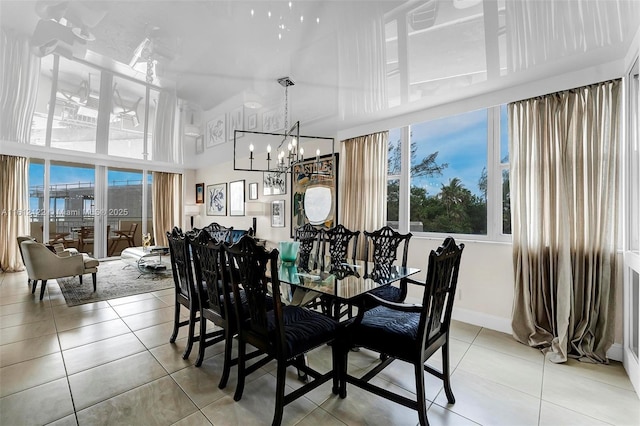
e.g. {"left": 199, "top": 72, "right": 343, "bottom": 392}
{"left": 152, "top": 171, "right": 183, "bottom": 247}
{"left": 510, "top": 79, "right": 621, "bottom": 363}
{"left": 152, "top": 89, "right": 181, "bottom": 164}
{"left": 0, "top": 28, "right": 40, "bottom": 143}
{"left": 340, "top": 131, "right": 388, "bottom": 259}
{"left": 0, "top": 155, "right": 29, "bottom": 272}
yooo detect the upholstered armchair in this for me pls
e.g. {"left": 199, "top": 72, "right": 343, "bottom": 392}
{"left": 20, "top": 240, "right": 99, "bottom": 300}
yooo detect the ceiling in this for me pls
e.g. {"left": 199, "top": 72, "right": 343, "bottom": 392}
{"left": 1, "top": 0, "right": 639, "bottom": 135}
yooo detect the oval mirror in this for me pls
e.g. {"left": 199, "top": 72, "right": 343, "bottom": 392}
{"left": 304, "top": 185, "right": 332, "bottom": 225}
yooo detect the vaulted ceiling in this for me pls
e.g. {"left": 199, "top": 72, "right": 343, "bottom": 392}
{"left": 2, "top": 0, "right": 639, "bottom": 135}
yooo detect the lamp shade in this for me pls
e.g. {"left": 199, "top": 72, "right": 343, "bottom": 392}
{"left": 184, "top": 204, "right": 201, "bottom": 216}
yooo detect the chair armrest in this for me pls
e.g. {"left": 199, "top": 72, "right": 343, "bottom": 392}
{"left": 403, "top": 277, "right": 424, "bottom": 287}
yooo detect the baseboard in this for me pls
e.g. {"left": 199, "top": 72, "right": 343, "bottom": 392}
{"left": 451, "top": 307, "right": 512, "bottom": 335}
{"left": 607, "top": 343, "right": 623, "bottom": 362}
{"left": 451, "top": 307, "right": 624, "bottom": 362}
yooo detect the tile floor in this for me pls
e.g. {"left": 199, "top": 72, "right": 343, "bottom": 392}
{"left": 1, "top": 270, "right": 638, "bottom": 426}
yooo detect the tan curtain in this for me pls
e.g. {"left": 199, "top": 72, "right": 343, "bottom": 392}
{"left": 152, "top": 172, "right": 183, "bottom": 247}
{"left": 0, "top": 28, "right": 40, "bottom": 143}
{"left": 0, "top": 155, "right": 29, "bottom": 271}
{"left": 510, "top": 80, "right": 620, "bottom": 363}
{"left": 340, "top": 131, "right": 388, "bottom": 259}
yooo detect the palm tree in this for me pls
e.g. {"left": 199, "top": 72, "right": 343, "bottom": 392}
{"left": 438, "top": 178, "right": 466, "bottom": 218}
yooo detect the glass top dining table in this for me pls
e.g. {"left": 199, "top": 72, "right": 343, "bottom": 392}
{"left": 276, "top": 257, "right": 420, "bottom": 313}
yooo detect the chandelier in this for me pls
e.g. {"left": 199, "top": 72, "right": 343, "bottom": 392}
{"left": 233, "top": 77, "right": 335, "bottom": 178}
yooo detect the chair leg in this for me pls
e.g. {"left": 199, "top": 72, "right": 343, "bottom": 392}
{"left": 441, "top": 340, "right": 455, "bottom": 404}
{"left": 331, "top": 340, "right": 340, "bottom": 395}
{"left": 415, "top": 362, "right": 429, "bottom": 426}
{"left": 339, "top": 342, "right": 348, "bottom": 399}
{"left": 79, "top": 275, "right": 83, "bottom": 285}
{"left": 39, "top": 280, "right": 48, "bottom": 300}
{"left": 182, "top": 308, "right": 197, "bottom": 360}
{"left": 195, "top": 311, "right": 208, "bottom": 368}
{"left": 31, "top": 280, "right": 38, "bottom": 294}
{"left": 272, "top": 361, "right": 287, "bottom": 426}
{"left": 169, "top": 300, "right": 180, "bottom": 343}
{"left": 234, "top": 339, "right": 246, "bottom": 401}
{"left": 218, "top": 326, "right": 233, "bottom": 389}
{"left": 92, "top": 273, "right": 96, "bottom": 292}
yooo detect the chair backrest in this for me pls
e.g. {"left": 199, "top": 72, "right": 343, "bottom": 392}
{"left": 166, "top": 227, "right": 196, "bottom": 301}
{"left": 203, "top": 222, "right": 233, "bottom": 244}
{"left": 20, "top": 239, "right": 83, "bottom": 280}
{"left": 225, "top": 235, "right": 285, "bottom": 350}
{"left": 17, "top": 236, "right": 36, "bottom": 265}
{"left": 319, "top": 225, "right": 360, "bottom": 268}
{"left": 125, "top": 223, "right": 138, "bottom": 237}
{"left": 363, "top": 226, "right": 412, "bottom": 267}
{"left": 294, "top": 223, "right": 320, "bottom": 271}
{"left": 419, "top": 237, "right": 464, "bottom": 344}
{"left": 188, "top": 229, "right": 230, "bottom": 318}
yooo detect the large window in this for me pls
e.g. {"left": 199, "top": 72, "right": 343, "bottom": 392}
{"left": 387, "top": 105, "right": 510, "bottom": 239}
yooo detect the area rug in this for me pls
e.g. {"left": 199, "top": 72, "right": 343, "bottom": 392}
{"left": 56, "top": 259, "right": 174, "bottom": 306}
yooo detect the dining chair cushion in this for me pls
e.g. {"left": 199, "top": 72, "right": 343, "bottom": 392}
{"left": 368, "top": 285, "right": 403, "bottom": 303}
{"left": 354, "top": 305, "right": 420, "bottom": 360}
{"left": 266, "top": 306, "right": 338, "bottom": 358}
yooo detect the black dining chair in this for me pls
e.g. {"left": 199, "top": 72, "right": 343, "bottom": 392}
{"left": 363, "top": 225, "right": 412, "bottom": 303}
{"left": 202, "top": 222, "right": 233, "bottom": 244}
{"left": 316, "top": 225, "right": 360, "bottom": 318}
{"left": 294, "top": 223, "right": 320, "bottom": 272}
{"left": 166, "top": 227, "right": 200, "bottom": 360}
{"left": 226, "top": 235, "right": 340, "bottom": 426}
{"left": 339, "top": 237, "right": 464, "bottom": 426}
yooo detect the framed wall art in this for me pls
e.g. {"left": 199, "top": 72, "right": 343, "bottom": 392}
{"left": 228, "top": 106, "right": 244, "bottom": 141}
{"left": 271, "top": 200, "right": 285, "bottom": 228}
{"left": 195, "top": 135, "right": 204, "bottom": 154}
{"left": 206, "top": 115, "right": 226, "bottom": 147}
{"left": 248, "top": 182, "right": 258, "bottom": 200}
{"left": 206, "top": 183, "right": 227, "bottom": 216}
{"left": 263, "top": 171, "right": 286, "bottom": 195}
{"left": 291, "top": 153, "right": 339, "bottom": 237}
{"left": 262, "top": 108, "right": 284, "bottom": 132}
{"left": 229, "top": 179, "right": 245, "bottom": 216}
{"left": 195, "top": 183, "right": 204, "bottom": 204}
{"left": 247, "top": 113, "right": 258, "bottom": 130}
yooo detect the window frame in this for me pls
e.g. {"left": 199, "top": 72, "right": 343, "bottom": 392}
{"left": 389, "top": 104, "right": 511, "bottom": 242}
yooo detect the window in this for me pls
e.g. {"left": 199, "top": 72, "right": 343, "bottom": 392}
{"left": 387, "top": 105, "right": 510, "bottom": 239}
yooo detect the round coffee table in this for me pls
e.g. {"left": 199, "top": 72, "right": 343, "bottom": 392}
{"left": 121, "top": 246, "right": 171, "bottom": 276}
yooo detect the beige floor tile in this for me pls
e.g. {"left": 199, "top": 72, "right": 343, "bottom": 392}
{"left": 0, "top": 378, "right": 74, "bottom": 425}
{"left": 134, "top": 319, "right": 219, "bottom": 350}
{"left": 433, "top": 369, "right": 540, "bottom": 426}
{"left": 57, "top": 318, "right": 131, "bottom": 350}
{"left": 424, "top": 338, "right": 471, "bottom": 372}
{"left": 149, "top": 337, "right": 205, "bottom": 374}
{"left": 426, "top": 404, "right": 480, "bottom": 426}
{"left": 171, "top": 411, "right": 213, "bottom": 426}
{"left": 152, "top": 288, "right": 175, "bottom": 298}
{"left": 321, "top": 376, "right": 423, "bottom": 426}
{"left": 449, "top": 321, "right": 481, "bottom": 343}
{"left": 0, "top": 333, "right": 60, "bottom": 368}
{"left": 0, "top": 299, "right": 51, "bottom": 317}
{"left": 296, "top": 407, "right": 347, "bottom": 426}
{"left": 542, "top": 363, "right": 640, "bottom": 425}
{"left": 0, "top": 352, "right": 67, "bottom": 397}
{"left": 367, "top": 357, "right": 447, "bottom": 403}
{"left": 544, "top": 356, "right": 635, "bottom": 391}
{"left": 171, "top": 363, "right": 230, "bottom": 409}
{"left": 0, "top": 290, "right": 44, "bottom": 306}
{"left": 200, "top": 373, "right": 317, "bottom": 426}
{"left": 538, "top": 400, "right": 610, "bottom": 425}
{"left": 76, "top": 376, "right": 197, "bottom": 425}
{"left": 68, "top": 351, "right": 168, "bottom": 410}
{"left": 473, "top": 328, "right": 545, "bottom": 364}
{"left": 456, "top": 345, "right": 543, "bottom": 397}
{"left": 62, "top": 332, "right": 146, "bottom": 375}
{"left": 111, "top": 297, "right": 170, "bottom": 317}
{"left": 0, "top": 305, "right": 53, "bottom": 328}
{"left": 46, "top": 413, "right": 79, "bottom": 426}
{"left": 157, "top": 294, "right": 176, "bottom": 305}
{"left": 0, "top": 318, "right": 57, "bottom": 345}
{"left": 51, "top": 301, "right": 111, "bottom": 317}
{"left": 120, "top": 305, "right": 180, "bottom": 331}
{"left": 54, "top": 306, "right": 120, "bottom": 332}
{"left": 107, "top": 292, "right": 158, "bottom": 307}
